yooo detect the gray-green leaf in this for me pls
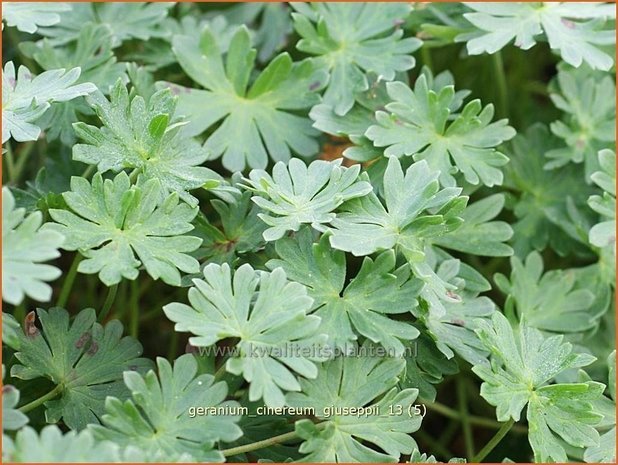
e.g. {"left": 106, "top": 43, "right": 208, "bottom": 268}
{"left": 46, "top": 172, "right": 202, "bottom": 287}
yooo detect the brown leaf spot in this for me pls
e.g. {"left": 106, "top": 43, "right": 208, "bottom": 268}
{"left": 75, "top": 331, "right": 92, "bottom": 349}
{"left": 2, "top": 385, "right": 16, "bottom": 394}
{"left": 24, "top": 311, "right": 39, "bottom": 338}
{"left": 86, "top": 341, "right": 99, "bottom": 356}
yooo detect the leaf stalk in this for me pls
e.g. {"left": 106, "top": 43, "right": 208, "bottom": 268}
{"left": 220, "top": 422, "right": 327, "bottom": 458}
{"left": 18, "top": 384, "right": 64, "bottom": 413}
{"left": 472, "top": 418, "right": 515, "bottom": 462}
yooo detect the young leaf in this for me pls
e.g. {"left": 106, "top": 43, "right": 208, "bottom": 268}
{"left": 191, "top": 189, "right": 266, "bottom": 266}
{"left": 495, "top": 251, "right": 599, "bottom": 334}
{"left": 2, "top": 62, "right": 96, "bottom": 143}
{"left": 2, "top": 2, "right": 70, "bottom": 34}
{"left": 168, "top": 26, "right": 328, "bottom": 171}
{"left": 268, "top": 229, "right": 422, "bottom": 355}
{"left": 38, "top": 2, "right": 174, "bottom": 47}
{"left": 164, "top": 263, "right": 325, "bottom": 407}
{"left": 11, "top": 307, "right": 152, "bottom": 430}
{"left": 588, "top": 149, "right": 616, "bottom": 251}
{"left": 73, "top": 81, "right": 219, "bottom": 207}
{"left": 90, "top": 355, "right": 242, "bottom": 462}
{"left": 243, "top": 158, "right": 372, "bottom": 241}
{"left": 457, "top": 3, "right": 616, "bottom": 70}
{"left": 365, "top": 74, "right": 516, "bottom": 187}
{"left": 292, "top": 3, "right": 421, "bottom": 115}
{"left": 2, "top": 187, "right": 64, "bottom": 306}
{"left": 287, "top": 345, "right": 422, "bottom": 462}
{"left": 473, "top": 312, "right": 604, "bottom": 462}
{"left": 546, "top": 65, "right": 615, "bottom": 177}
{"left": 46, "top": 172, "right": 202, "bottom": 287}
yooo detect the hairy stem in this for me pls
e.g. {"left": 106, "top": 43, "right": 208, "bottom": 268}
{"left": 18, "top": 384, "right": 63, "bottom": 413}
{"left": 472, "top": 418, "right": 515, "bottom": 462}
{"left": 492, "top": 51, "right": 509, "bottom": 119}
{"left": 56, "top": 254, "right": 82, "bottom": 308}
{"left": 221, "top": 422, "right": 326, "bottom": 458}
{"left": 98, "top": 284, "right": 119, "bottom": 322}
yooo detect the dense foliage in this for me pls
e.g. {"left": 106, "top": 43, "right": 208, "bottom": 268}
{"left": 1, "top": 2, "right": 616, "bottom": 463}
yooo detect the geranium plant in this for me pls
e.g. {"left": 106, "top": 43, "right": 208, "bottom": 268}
{"left": 2, "top": 2, "right": 615, "bottom": 463}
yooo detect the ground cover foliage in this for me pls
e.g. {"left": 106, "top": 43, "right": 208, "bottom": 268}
{"left": 1, "top": 2, "right": 616, "bottom": 463}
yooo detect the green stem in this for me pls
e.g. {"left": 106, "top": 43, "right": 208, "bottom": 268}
{"left": 129, "top": 279, "right": 139, "bottom": 338}
{"left": 98, "top": 284, "right": 118, "bottom": 322}
{"left": 12, "top": 141, "right": 36, "bottom": 184}
{"left": 472, "top": 418, "right": 515, "bottom": 463}
{"left": 56, "top": 254, "right": 82, "bottom": 308}
{"left": 13, "top": 303, "right": 26, "bottom": 326}
{"left": 5, "top": 143, "right": 16, "bottom": 183}
{"left": 424, "top": 400, "right": 527, "bottom": 433}
{"left": 492, "top": 51, "right": 509, "bottom": 119}
{"left": 139, "top": 307, "right": 161, "bottom": 323}
{"left": 458, "top": 379, "right": 475, "bottom": 461}
{"left": 18, "top": 384, "right": 63, "bottom": 413}
{"left": 221, "top": 422, "right": 326, "bottom": 458}
{"left": 214, "top": 356, "right": 229, "bottom": 381}
{"left": 421, "top": 45, "right": 433, "bottom": 70}
{"left": 438, "top": 418, "right": 460, "bottom": 445}
{"left": 80, "top": 164, "right": 95, "bottom": 179}
{"left": 167, "top": 329, "right": 178, "bottom": 360}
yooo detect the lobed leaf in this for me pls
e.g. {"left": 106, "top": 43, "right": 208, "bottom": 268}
{"left": 2, "top": 187, "right": 64, "bottom": 305}
{"left": 46, "top": 172, "right": 202, "bottom": 286}
{"left": 11, "top": 307, "right": 151, "bottom": 430}
{"left": 164, "top": 263, "right": 325, "bottom": 407}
